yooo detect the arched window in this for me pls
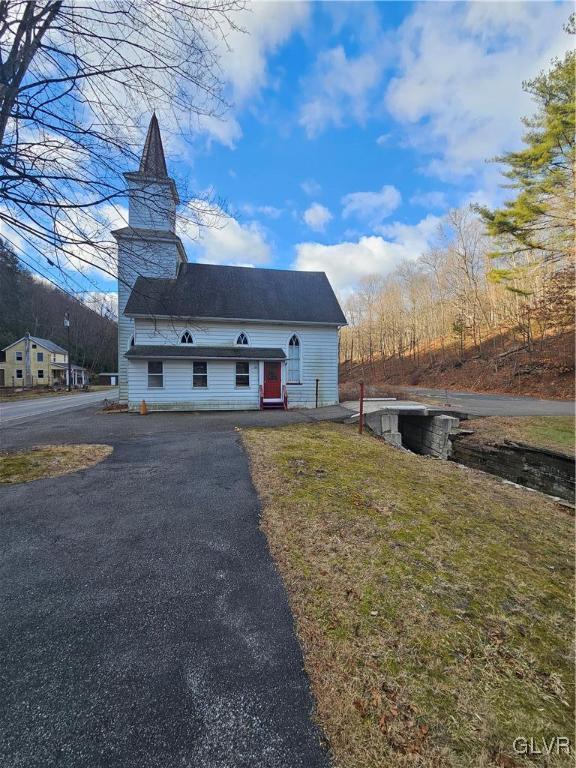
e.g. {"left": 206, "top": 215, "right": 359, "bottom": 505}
{"left": 287, "top": 334, "right": 301, "bottom": 383}
{"left": 181, "top": 331, "right": 194, "bottom": 344}
{"left": 236, "top": 332, "right": 249, "bottom": 345}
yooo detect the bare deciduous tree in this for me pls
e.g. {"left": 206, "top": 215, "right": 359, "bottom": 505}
{"left": 0, "top": 0, "right": 245, "bottom": 281}
{"left": 340, "top": 206, "right": 574, "bottom": 373}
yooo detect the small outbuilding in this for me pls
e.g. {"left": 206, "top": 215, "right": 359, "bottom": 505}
{"left": 98, "top": 372, "right": 118, "bottom": 386}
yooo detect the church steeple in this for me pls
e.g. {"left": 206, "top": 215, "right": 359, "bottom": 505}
{"left": 122, "top": 113, "right": 179, "bottom": 230}
{"left": 113, "top": 112, "right": 187, "bottom": 403}
{"left": 139, "top": 113, "right": 168, "bottom": 178}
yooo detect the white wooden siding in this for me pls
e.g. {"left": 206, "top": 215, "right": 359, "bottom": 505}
{"left": 128, "top": 319, "right": 340, "bottom": 410}
{"left": 117, "top": 238, "right": 181, "bottom": 402}
{"left": 128, "top": 359, "right": 260, "bottom": 410}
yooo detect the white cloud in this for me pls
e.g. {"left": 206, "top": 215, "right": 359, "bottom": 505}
{"left": 301, "top": 178, "right": 322, "bottom": 197}
{"left": 197, "top": 113, "right": 242, "bottom": 150}
{"left": 83, "top": 291, "right": 118, "bottom": 319}
{"left": 341, "top": 185, "right": 401, "bottom": 226}
{"left": 386, "top": 2, "right": 572, "bottom": 179}
{"left": 55, "top": 203, "right": 127, "bottom": 278}
{"left": 375, "top": 214, "right": 441, "bottom": 250}
{"left": 299, "top": 45, "right": 382, "bottom": 137}
{"left": 303, "top": 202, "right": 332, "bottom": 232}
{"left": 376, "top": 133, "right": 391, "bottom": 146}
{"left": 294, "top": 214, "right": 441, "bottom": 293}
{"left": 410, "top": 190, "right": 447, "bottom": 210}
{"left": 202, "top": 2, "right": 310, "bottom": 147}
{"left": 189, "top": 213, "right": 272, "bottom": 266}
{"left": 239, "top": 203, "right": 283, "bottom": 219}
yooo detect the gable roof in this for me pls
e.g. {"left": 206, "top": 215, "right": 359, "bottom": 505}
{"left": 2, "top": 335, "right": 67, "bottom": 354}
{"left": 124, "top": 263, "right": 347, "bottom": 325}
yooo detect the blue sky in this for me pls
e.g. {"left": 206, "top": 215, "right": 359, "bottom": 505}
{"left": 34, "top": 1, "right": 575, "bottom": 310}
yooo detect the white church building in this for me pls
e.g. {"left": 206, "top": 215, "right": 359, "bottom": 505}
{"left": 114, "top": 116, "right": 347, "bottom": 411}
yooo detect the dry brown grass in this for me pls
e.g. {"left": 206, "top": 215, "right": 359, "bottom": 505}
{"left": 340, "top": 329, "right": 575, "bottom": 400}
{"left": 0, "top": 444, "right": 113, "bottom": 484}
{"left": 460, "top": 416, "right": 575, "bottom": 456}
{"left": 338, "top": 381, "right": 405, "bottom": 402}
{"left": 243, "top": 423, "right": 574, "bottom": 768}
{"left": 101, "top": 401, "right": 128, "bottom": 412}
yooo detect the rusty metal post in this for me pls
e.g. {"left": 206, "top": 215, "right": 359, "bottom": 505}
{"left": 359, "top": 380, "right": 364, "bottom": 434}
{"left": 315, "top": 378, "right": 319, "bottom": 408}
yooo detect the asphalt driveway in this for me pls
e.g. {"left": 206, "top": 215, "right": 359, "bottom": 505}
{"left": 0, "top": 406, "right": 346, "bottom": 767}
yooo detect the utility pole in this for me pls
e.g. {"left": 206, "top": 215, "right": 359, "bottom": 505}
{"left": 24, "top": 332, "right": 31, "bottom": 388}
{"left": 64, "top": 312, "right": 72, "bottom": 391}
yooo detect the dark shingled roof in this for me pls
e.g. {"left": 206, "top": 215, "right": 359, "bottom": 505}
{"left": 124, "top": 263, "right": 347, "bottom": 325}
{"left": 125, "top": 345, "right": 286, "bottom": 361}
{"left": 139, "top": 113, "right": 168, "bottom": 178}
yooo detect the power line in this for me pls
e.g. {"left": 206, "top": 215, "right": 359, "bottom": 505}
{"left": 3, "top": 235, "right": 115, "bottom": 320}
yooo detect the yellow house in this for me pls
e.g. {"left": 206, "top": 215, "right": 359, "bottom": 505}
{"left": 0, "top": 334, "right": 87, "bottom": 388}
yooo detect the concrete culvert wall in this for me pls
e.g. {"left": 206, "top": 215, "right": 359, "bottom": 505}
{"left": 363, "top": 409, "right": 460, "bottom": 460}
{"left": 398, "top": 414, "right": 460, "bottom": 460}
{"left": 359, "top": 404, "right": 574, "bottom": 502}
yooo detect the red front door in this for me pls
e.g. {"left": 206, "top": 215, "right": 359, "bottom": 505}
{"left": 263, "top": 362, "right": 281, "bottom": 398}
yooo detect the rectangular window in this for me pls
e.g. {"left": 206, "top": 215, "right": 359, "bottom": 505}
{"left": 37, "top": 352, "right": 44, "bottom": 362}
{"left": 16, "top": 369, "right": 23, "bottom": 379}
{"left": 32, "top": 344, "right": 37, "bottom": 349}
{"left": 38, "top": 370, "right": 44, "bottom": 379}
{"left": 235, "top": 362, "right": 250, "bottom": 387}
{"left": 15, "top": 351, "right": 22, "bottom": 361}
{"left": 193, "top": 361, "right": 207, "bottom": 388}
{"left": 147, "top": 361, "right": 163, "bottom": 388}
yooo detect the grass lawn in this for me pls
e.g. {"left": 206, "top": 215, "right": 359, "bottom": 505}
{"left": 462, "top": 416, "right": 575, "bottom": 456}
{"left": 243, "top": 423, "right": 574, "bottom": 768}
{"left": 0, "top": 444, "right": 112, "bottom": 483}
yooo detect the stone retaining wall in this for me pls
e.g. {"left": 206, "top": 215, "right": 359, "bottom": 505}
{"left": 452, "top": 438, "right": 575, "bottom": 502}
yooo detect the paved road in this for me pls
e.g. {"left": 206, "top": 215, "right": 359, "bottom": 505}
{"left": 0, "top": 406, "right": 337, "bottom": 768}
{"left": 397, "top": 386, "right": 574, "bottom": 417}
{"left": 0, "top": 388, "right": 117, "bottom": 426}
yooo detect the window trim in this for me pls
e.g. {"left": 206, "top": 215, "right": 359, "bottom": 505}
{"left": 15, "top": 351, "right": 23, "bottom": 361}
{"left": 147, "top": 360, "right": 164, "bottom": 388}
{"left": 192, "top": 360, "right": 208, "bottom": 388}
{"left": 15, "top": 369, "right": 23, "bottom": 379}
{"left": 286, "top": 333, "right": 301, "bottom": 384}
{"left": 37, "top": 352, "right": 44, "bottom": 362}
{"left": 235, "top": 361, "right": 250, "bottom": 388}
{"left": 37, "top": 369, "right": 44, "bottom": 379}
{"left": 235, "top": 331, "right": 250, "bottom": 346}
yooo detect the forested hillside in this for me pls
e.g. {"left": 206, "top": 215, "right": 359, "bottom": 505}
{"left": 340, "top": 46, "right": 574, "bottom": 399}
{"left": 0, "top": 242, "right": 117, "bottom": 375}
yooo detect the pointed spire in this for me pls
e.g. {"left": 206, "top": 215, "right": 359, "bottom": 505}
{"left": 139, "top": 113, "right": 168, "bottom": 178}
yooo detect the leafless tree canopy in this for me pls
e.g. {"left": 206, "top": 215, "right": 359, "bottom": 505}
{"left": 0, "top": 0, "right": 244, "bottom": 285}
{"left": 340, "top": 207, "right": 574, "bottom": 371}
